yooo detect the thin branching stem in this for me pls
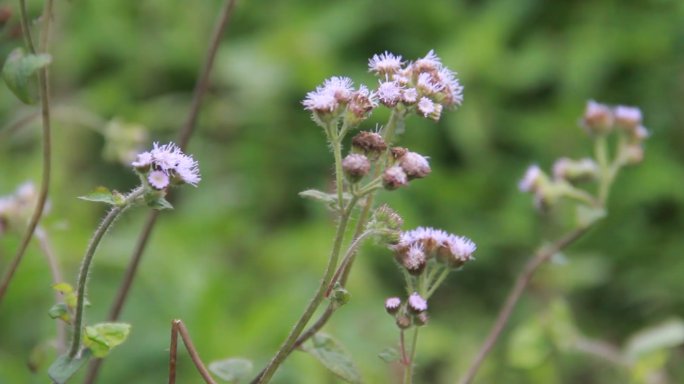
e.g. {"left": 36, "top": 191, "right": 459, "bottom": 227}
{"left": 457, "top": 226, "right": 590, "bottom": 384}
{"left": 35, "top": 227, "right": 66, "bottom": 354}
{"left": 169, "top": 320, "right": 180, "bottom": 384}
{"left": 325, "top": 230, "right": 375, "bottom": 297}
{"left": 403, "top": 328, "right": 420, "bottom": 384}
{"left": 175, "top": 320, "right": 218, "bottom": 384}
{"left": 0, "top": 0, "right": 54, "bottom": 309}
{"left": 425, "top": 267, "right": 449, "bottom": 299}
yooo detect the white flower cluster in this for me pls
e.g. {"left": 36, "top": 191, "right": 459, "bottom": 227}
{"left": 302, "top": 77, "right": 378, "bottom": 121}
{"left": 391, "top": 226, "right": 476, "bottom": 270}
{"left": 132, "top": 142, "right": 201, "bottom": 189}
{"left": 368, "top": 50, "right": 464, "bottom": 120}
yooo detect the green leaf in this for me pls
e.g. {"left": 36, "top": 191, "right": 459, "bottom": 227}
{"left": 625, "top": 319, "right": 684, "bottom": 358}
{"left": 47, "top": 349, "right": 91, "bottom": 384}
{"left": 302, "top": 333, "right": 364, "bottom": 384}
{"left": 208, "top": 358, "right": 253, "bottom": 383}
{"left": 298, "top": 189, "right": 354, "bottom": 211}
{"left": 48, "top": 302, "right": 71, "bottom": 324}
{"left": 82, "top": 323, "right": 131, "bottom": 358}
{"left": 575, "top": 205, "right": 606, "bottom": 228}
{"left": 51, "top": 283, "right": 74, "bottom": 294}
{"left": 147, "top": 197, "right": 174, "bottom": 210}
{"left": 507, "top": 318, "right": 552, "bottom": 369}
{"left": 2, "top": 48, "right": 52, "bottom": 104}
{"left": 78, "top": 186, "right": 116, "bottom": 205}
{"left": 328, "top": 282, "right": 351, "bottom": 309}
{"left": 378, "top": 347, "right": 401, "bottom": 363}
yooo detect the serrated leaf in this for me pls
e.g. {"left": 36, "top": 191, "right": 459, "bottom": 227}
{"left": 47, "top": 349, "right": 91, "bottom": 384}
{"left": 208, "top": 358, "right": 253, "bottom": 383}
{"left": 575, "top": 205, "right": 606, "bottom": 228}
{"left": 507, "top": 318, "right": 552, "bottom": 369}
{"left": 82, "top": 323, "right": 131, "bottom": 358}
{"left": 48, "top": 302, "right": 71, "bottom": 324}
{"left": 78, "top": 186, "right": 116, "bottom": 205}
{"left": 302, "top": 333, "right": 364, "bottom": 384}
{"left": 147, "top": 197, "right": 173, "bottom": 210}
{"left": 625, "top": 319, "right": 684, "bottom": 358}
{"left": 2, "top": 48, "right": 52, "bottom": 104}
{"left": 378, "top": 347, "right": 401, "bottom": 363}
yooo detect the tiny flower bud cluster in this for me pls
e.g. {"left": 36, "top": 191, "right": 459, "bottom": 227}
{"left": 303, "top": 77, "right": 378, "bottom": 128}
{"left": 390, "top": 226, "right": 476, "bottom": 271}
{"left": 384, "top": 293, "right": 430, "bottom": 329}
{"left": 368, "top": 50, "right": 463, "bottom": 121}
{"left": 368, "top": 204, "right": 403, "bottom": 246}
{"left": 132, "top": 142, "right": 201, "bottom": 189}
{"left": 382, "top": 147, "right": 431, "bottom": 190}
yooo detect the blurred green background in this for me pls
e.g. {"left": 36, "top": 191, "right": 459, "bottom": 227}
{"left": 1, "top": 0, "right": 684, "bottom": 383}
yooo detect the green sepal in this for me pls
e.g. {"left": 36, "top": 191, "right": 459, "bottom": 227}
{"left": 48, "top": 302, "right": 71, "bottom": 324}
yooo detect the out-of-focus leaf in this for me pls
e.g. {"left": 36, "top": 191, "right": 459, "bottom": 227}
{"left": 147, "top": 197, "right": 173, "bottom": 210}
{"left": 630, "top": 350, "right": 669, "bottom": 384}
{"left": 545, "top": 299, "right": 578, "bottom": 350}
{"left": 2, "top": 48, "right": 52, "bottom": 104}
{"left": 625, "top": 319, "right": 684, "bottom": 358}
{"left": 27, "top": 341, "right": 49, "bottom": 373}
{"left": 378, "top": 347, "right": 401, "bottom": 363}
{"left": 507, "top": 318, "right": 552, "bottom": 369}
{"left": 48, "top": 302, "right": 71, "bottom": 324}
{"left": 51, "top": 283, "right": 74, "bottom": 294}
{"left": 47, "top": 349, "right": 91, "bottom": 384}
{"left": 82, "top": 323, "right": 131, "bottom": 358}
{"left": 302, "top": 333, "right": 364, "bottom": 384}
{"left": 575, "top": 205, "right": 606, "bottom": 228}
{"left": 208, "top": 358, "right": 253, "bottom": 383}
{"left": 78, "top": 187, "right": 116, "bottom": 205}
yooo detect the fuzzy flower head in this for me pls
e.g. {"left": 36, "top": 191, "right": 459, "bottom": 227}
{"left": 368, "top": 52, "right": 404, "bottom": 76}
{"left": 148, "top": 170, "right": 170, "bottom": 190}
{"left": 376, "top": 77, "right": 404, "bottom": 108}
{"left": 614, "top": 105, "right": 642, "bottom": 132}
{"left": 393, "top": 226, "right": 477, "bottom": 270}
{"left": 385, "top": 297, "right": 402, "bottom": 315}
{"left": 413, "top": 50, "right": 443, "bottom": 74}
{"left": 518, "top": 165, "right": 544, "bottom": 193}
{"left": 581, "top": 100, "right": 614, "bottom": 134}
{"left": 408, "top": 292, "right": 428, "bottom": 313}
{"left": 401, "top": 152, "right": 431, "bottom": 180}
{"left": 132, "top": 142, "right": 201, "bottom": 187}
{"left": 403, "top": 244, "right": 427, "bottom": 275}
{"left": 553, "top": 157, "right": 600, "bottom": 183}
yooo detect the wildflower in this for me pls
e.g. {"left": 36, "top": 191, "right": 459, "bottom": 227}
{"left": 148, "top": 171, "right": 170, "bottom": 190}
{"left": 342, "top": 154, "right": 371, "bottom": 183}
{"left": 322, "top": 76, "right": 354, "bottom": 103}
{"left": 368, "top": 51, "right": 404, "bottom": 76}
{"left": 401, "top": 152, "right": 431, "bottom": 180}
{"left": 434, "top": 67, "right": 464, "bottom": 107}
{"left": 403, "top": 244, "right": 427, "bottom": 275}
{"left": 385, "top": 297, "right": 402, "bottom": 315}
{"left": 376, "top": 77, "right": 404, "bottom": 108}
{"left": 402, "top": 88, "right": 418, "bottom": 104}
{"left": 303, "top": 77, "right": 355, "bottom": 124}
{"left": 347, "top": 85, "right": 378, "bottom": 127}
{"left": 303, "top": 90, "right": 337, "bottom": 114}
{"left": 389, "top": 147, "right": 408, "bottom": 163}
{"left": 133, "top": 142, "right": 201, "bottom": 187}
{"left": 614, "top": 105, "right": 642, "bottom": 132}
{"left": 417, "top": 97, "right": 436, "bottom": 117}
{"left": 415, "top": 312, "right": 430, "bottom": 326}
{"left": 416, "top": 73, "right": 443, "bottom": 96}
{"left": 413, "top": 50, "right": 442, "bottom": 74}
{"left": 581, "top": 100, "right": 614, "bottom": 134}
{"left": 518, "top": 165, "right": 544, "bottom": 193}
{"left": 351, "top": 131, "right": 387, "bottom": 160}
{"left": 382, "top": 166, "right": 408, "bottom": 190}
{"left": 408, "top": 293, "right": 427, "bottom": 313}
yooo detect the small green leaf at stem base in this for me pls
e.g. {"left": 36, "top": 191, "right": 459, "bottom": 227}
{"left": 82, "top": 323, "right": 131, "bottom": 358}
{"left": 302, "top": 333, "right": 364, "bottom": 384}
{"left": 378, "top": 347, "right": 401, "bottom": 363}
{"left": 48, "top": 302, "right": 71, "bottom": 324}
{"left": 147, "top": 197, "right": 173, "bottom": 210}
{"left": 78, "top": 187, "right": 116, "bottom": 205}
{"left": 2, "top": 48, "right": 52, "bottom": 104}
{"left": 208, "top": 358, "right": 253, "bottom": 383}
{"left": 47, "top": 349, "right": 92, "bottom": 384}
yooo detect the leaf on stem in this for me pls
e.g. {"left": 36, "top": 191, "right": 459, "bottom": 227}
{"left": 2, "top": 48, "right": 52, "bottom": 104}
{"left": 208, "top": 358, "right": 253, "bottom": 383}
{"left": 147, "top": 197, "right": 174, "bottom": 210}
{"left": 78, "top": 187, "right": 117, "bottom": 205}
{"left": 299, "top": 189, "right": 354, "bottom": 211}
{"left": 378, "top": 347, "right": 401, "bottom": 363}
{"left": 82, "top": 323, "right": 131, "bottom": 358}
{"left": 47, "top": 349, "right": 92, "bottom": 384}
{"left": 302, "top": 333, "right": 364, "bottom": 384}
{"left": 625, "top": 319, "right": 684, "bottom": 359}
{"left": 48, "top": 302, "right": 71, "bottom": 324}
{"left": 575, "top": 205, "right": 606, "bottom": 228}
{"left": 52, "top": 282, "right": 88, "bottom": 309}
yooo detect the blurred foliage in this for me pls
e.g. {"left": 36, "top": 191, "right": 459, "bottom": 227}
{"left": 1, "top": 0, "right": 684, "bottom": 383}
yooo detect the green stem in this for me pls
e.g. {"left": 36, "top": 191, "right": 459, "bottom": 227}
{"left": 425, "top": 267, "right": 450, "bottom": 299}
{"left": 594, "top": 136, "right": 610, "bottom": 205}
{"left": 402, "top": 268, "right": 414, "bottom": 295}
{"left": 417, "top": 272, "right": 427, "bottom": 297}
{"left": 563, "top": 185, "right": 600, "bottom": 207}
{"left": 67, "top": 189, "right": 144, "bottom": 358}
{"left": 257, "top": 196, "right": 359, "bottom": 384}
{"left": 332, "top": 136, "right": 345, "bottom": 211}
{"left": 18, "top": 0, "right": 36, "bottom": 53}
{"left": 325, "top": 230, "right": 375, "bottom": 297}
{"left": 354, "top": 176, "right": 383, "bottom": 196}
{"left": 404, "top": 328, "right": 420, "bottom": 384}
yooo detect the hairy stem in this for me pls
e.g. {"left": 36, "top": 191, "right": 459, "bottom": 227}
{"left": 35, "top": 227, "right": 66, "bottom": 354}
{"left": 256, "top": 196, "right": 359, "bottom": 384}
{"left": 325, "top": 230, "right": 375, "bottom": 297}
{"left": 400, "top": 330, "right": 408, "bottom": 365}
{"left": 81, "top": 1, "right": 238, "bottom": 381}
{"left": 404, "top": 328, "right": 420, "bottom": 384}
{"left": 0, "top": 0, "right": 54, "bottom": 309}
{"left": 594, "top": 136, "right": 610, "bottom": 205}
{"left": 425, "top": 267, "right": 449, "bottom": 300}
{"left": 457, "top": 226, "right": 590, "bottom": 384}
{"left": 332, "top": 135, "right": 345, "bottom": 211}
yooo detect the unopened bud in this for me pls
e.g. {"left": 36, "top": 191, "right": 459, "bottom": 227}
{"left": 346, "top": 86, "right": 377, "bottom": 127}
{"left": 342, "top": 154, "right": 370, "bottom": 183}
{"left": 329, "top": 282, "right": 351, "bottom": 309}
{"left": 415, "top": 312, "right": 429, "bottom": 327}
{"left": 582, "top": 100, "right": 614, "bottom": 134}
{"left": 407, "top": 293, "right": 427, "bottom": 314}
{"left": 624, "top": 144, "right": 644, "bottom": 166}
{"left": 396, "top": 315, "right": 412, "bottom": 330}
{"left": 351, "top": 131, "right": 387, "bottom": 160}
{"left": 374, "top": 204, "right": 403, "bottom": 230}
{"left": 552, "top": 157, "right": 600, "bottom": 183}
{"left": 382, "top": 166, "right": 409, "bottom": 190}
{"left": 385, "top": 297, "right": 401, "bottom": 316}
{"left": 401, "top": 152, "right": 431, "bottom": 180}
{"left": 389, "top": 147, "right": 408, "bottom": 164}
{"left": 614, "top": 105, "right": 642, "bottom": 133}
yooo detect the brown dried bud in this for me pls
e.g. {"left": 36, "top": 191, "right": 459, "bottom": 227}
{"left": 351, "top": 131, "right": 387, "bottom": 159}
{"left": 389, "top": 147, "right": 408, "bottom": 162}
{"left": 382, "top": 166, "right": 408, "bottom": 190}
{"left": 415, "top": 312, "right": 429, "bottom": 327}
{"left": 342, "top": 154, "right": 370, "bottom": 183}
{"left": 396, "top": 315, "right": 412, "bottom": 330}
{"left": 401, "top": 152, "right": 431, "bottom": 180}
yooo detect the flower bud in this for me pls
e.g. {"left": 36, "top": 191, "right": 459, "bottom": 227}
{"left": 401, "top": 152, "right": 431, "bottom": 180}
{"left": 382, "top": 166, "right": 408, "bottom": 190}
{"left": 396, "top": 315, "right": 412, "bottom": 330}
{"left": 552, "top": 157, "right": 600, "bottom": 183}
{"left": 373, "top": 204, "right": 404, "bottom": 230}
{"left": 403, "top": 244, "right": 427, "bottom": 275}
{"left": 342, "top": 154, "right": 370, "bottom": 183}
{"left": 613, "top": 105, "right": 642, "bottom": 133}
{"left": 346, "top": 85, "right": 377, "bottom": 128}
{"left": 625, "top": 144, "right": 644, "bottom": 166}
{"left": 351, "top": 131, "right": 387, "bottom": 160}
{"left": 414, "top": 312, "right": 429, "bottom": 327}
{"left": 385, "top": 297, "right": 401, "bottom": 316}
{"left": 407, "top": 293, "right": 427, "bottom": 314}
{"left": 581, "top": 100, "right": 614, "bottom": 135}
